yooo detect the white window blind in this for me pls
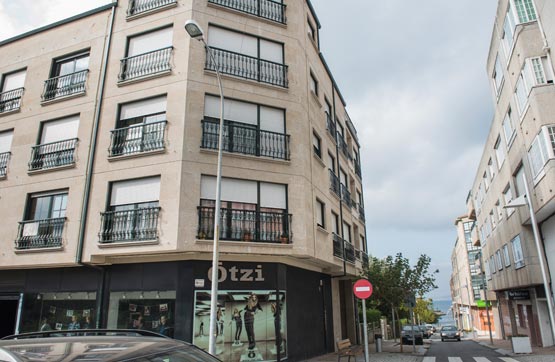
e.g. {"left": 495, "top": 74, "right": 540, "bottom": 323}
{"left": 260, "top": 39, "right": 283, "bottom": 63}
{"left": 502, "top": 10, "right": 516, "bottom": 54}
{"left": 331, "top": 212, "right": 338, "bottom": 234}
{"left": 514, "top": 166, "right": 525, "bottom": 197}
{"left": 260, "top": 183, "right": 286, "bottom": 209}
{"left": 201, "top": 176, "right": 257, "bottom": 204}
{"left": 511, "top": 234, "right": 525, "bottom": 268}
{"left": 111, "top": 176, "right": 161, "bottom": 206}
{"left": 0, "top": 130, "right": 14, "bottom": 153}
{"left": 495, "top": 137, "right": 506, "bottom": 169}
{"left": 207, "top": 27, "right": 257, "bottom": 57}
{"left": 120, "top": 96, "right": 167, "bottom": 120}
{"left": 260, "top": 106, "right": 284, "bottom": 133}
{"left": 204, "top": 95, "right": 257, "bottom": 125}
{"left": 528, "top": 130, "right": 550, "bottom": 177}
{"left": 41, "top": 116, "right": 79, "bottom": 144}
{"left": 128, "top": 27, "right": 173, "bottom": 57}
{"left": 342, "top": 221, "right": 351, "bottom": 243}
{"left": 503, "top": 244, "right": 511, "bottom": 267}
{"left": 315, "top": 200, "right": 324, "bottom": 227}
{"left": 2, "top": 70, "right": 26, "bottom": 92}
{"left": 340, "top": 169, "right": 347, "bottom": 186}
{"left": 310, "top": 73, "right": 317, "bottom": 94}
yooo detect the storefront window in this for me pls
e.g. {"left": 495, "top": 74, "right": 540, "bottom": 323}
{"left": 107, "top": 291, "right": 176, "bottom": 337}
{"left": 20, "top": 292, "right": 97, "bottom": 333}
{"left": 193, "top": 290, "right": 287, "bottom": 362}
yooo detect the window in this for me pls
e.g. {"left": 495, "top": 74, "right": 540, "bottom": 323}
{"left": 485, "top": 259, "right": 491, "bottom": 280}
{"left": 485, "top": 216, "right": 492, "bottom": 237}
{"left": 495, "top": 201, "right": 503, "bottom": 223}
{"left": 207, "top": 0, "right": 286, "bottom": 23}
{"left": 490, "top": 255, "right": 496, "bottom": 274}
{"left": 490, "top": 210, "right": 496, "bottom": 229}
{"left": 331, "top": 211, "right": 339, "bottom": 235}
{"left": 43, "top": 52, "right": 89, "bottom": 101}
{"left": 199, "top": 176, "right": 289, "bottom": 243}
{"left": 324, "top": 98, "right": 332, "bottom": 118}
{"left": 127, "top": 0, "right": 177, "bottom": 17}
{"left": 310, "top": 72, "right": 318, "bottom": 96}
{"left": 207, "top": 26, "right": 287, "bottom": 87}
{"left": 29, "top": 115, "right": 79, "bottom": 171}
{"left": 328, "top": 152, "right": 336, "bottom": 173}
{"left": 502, "top": 8, "right": 516, "bottom": 55}
{"left": 514, "top": 165, "right": 526, "bottom": 197}
{"left": 494, "top": 136, "right": 506, "bottom": 169}
{"left": 493, "top": 55, "right": 504, "bottom": 95}
{"left": 16, "top": 190, "right": 68, "bottom": 249}
{"left": 0, "top": 69, "right": 26, "bottom": 112}
{"left": 202, "top": 95, "right": 288, "bottom": 160}
{"left": 515, "top": 71, "right": 531, "bottom": 115}
{"left": 483, "top": 172, "right": 489, "bottom": 190}
{"left": 312, "top": 132, "right": 322, "bottom": 158}
{"left": 110, "top": 96, "right": 167, "bottom": 157}
{"left": 502, "top": 107, "right": 516, "bottom": 146}
{"left": 529, "top": 57, "right": 553, "bottom": 85}
{"left": 100, "top": 176, "right": 161, "bottom": 243}
{"left": 503, "top": 185, "right": 515, "bottom": 217}
{"left": 513, "top": 0, "right": 537, "bottom": 23}
{"left": 511, "top": 234, "right": 525, "bottom": 268}
{"left": 315, "top": 199, "right": 325, "bottom": 228}
{"left": 528, "top": 127, "right": 552, "bottom": 178}
{"left": 307, "top": 18, "right": 316, "bottom": 41}
{"left": 342, "top": 221, "right": 351, "bottom": 244}
{"left": 0, "top": 129, "right": 13, "bottom": 177}
{"left": 488, "top": 158, "right": 496, "bottom": 180}
{"left": 496, "top": 250, "right": 504, "bottom": 271}
{"left": 119, "top": 27, "right": 173, "bottom": 82}
{"left": 503, "top": 244, "right": 511, "bottom": 267}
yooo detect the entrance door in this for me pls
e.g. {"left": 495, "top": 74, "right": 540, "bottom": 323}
{"left": 0, "top": 296, "right": 19, "bottom": 337}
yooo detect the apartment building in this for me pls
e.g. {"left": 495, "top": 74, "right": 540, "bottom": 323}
{"left": 464, "top": 0, "right": 555, "bottom": 347}
{"left": 451, "top": 215, "right": 498, "bottom": 336}
{"left": 0, "top": 1, "right": 368, "bottom": 360}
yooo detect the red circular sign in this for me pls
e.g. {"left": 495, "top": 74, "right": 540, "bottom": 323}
{"left": 353, "top": 279, "right": 373, "bottom": 299}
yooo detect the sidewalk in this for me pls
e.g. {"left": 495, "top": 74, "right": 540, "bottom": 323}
{"left": 472, "top": 335, "right": 555, "bottom": 356}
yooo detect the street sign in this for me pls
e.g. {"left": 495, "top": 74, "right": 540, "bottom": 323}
{"left": 353, "top": 279, "right": 373, "bottom": 299}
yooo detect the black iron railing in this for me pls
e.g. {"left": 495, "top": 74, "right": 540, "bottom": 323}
{"left": 28, "top": 138, "right": 78, "bottom": 171}
{"left": 358, "top": 204, "right": 365, "bottom": 221}
{"left": 206, "top": 47, "right": 288, "bottom": 88}
{"left": 332, "top": 233, "right": 355, "bottom": 264}
{"left": 201, "top": 117, "right": 290, "bottom": 160}
{"left": 127, "top": 0, "right": 176, "bottom": 16}
{"left": 0, "top": 87, "right": 24, "bottom": 113}
{"left": 332, "top": 233, "right": 343, "bottom": 258}
{"left": 99, "top": 207, "right": 161, "bottom": 243}
{"left": 344, "top": 241, "right": 355, "bottom": 263}
{"left": 355, "top": 162, "right": 361, "bottom": 178}
{"left": 109, "top": 120, "right": 167, "bottom": 157}
{"left": 0, "top": 152, "right": 11, "bottom": 177}
{"left": 119, "top": 47, "right": 173, "bottom": 82}
{"left": 326, "top": 113, "right": 336, "bottom": 141}
{"left": 197, "top": 206, "right": 292, "bottom": 243}
{"left": 329, "top": 169, "right": 340, "bottom": 197}
{"left": 208, "top": 0, "right": 286, "bottom": 24}
{"left": 15, "top": 218, "right": 65, "bottom": 250}
{"left": 337, "top": 134, "right": 351, "bottom": 160}
{"left": 341, "top": 184, "right": 352, "bottom": 208}
{"left": 362, "top": 252, "right": 369, "bottom": 269}
{"left": 42, "top": 70, "right": 88, "bottom": 101}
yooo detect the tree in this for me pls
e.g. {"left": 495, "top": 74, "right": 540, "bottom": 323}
{"left": 414, "top": 298, "right": 439, "bottom": 324}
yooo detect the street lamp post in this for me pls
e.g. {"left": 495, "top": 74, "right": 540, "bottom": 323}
{"left": 504, "top": 172, "right": 555, "bottom": 343}
{"left": 185, "top": 20, "right": 225, "bottom": 356}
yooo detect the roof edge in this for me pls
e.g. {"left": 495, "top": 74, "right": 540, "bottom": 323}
{"left": 305, "top": 0, "right": 321, "bottom": 29}
{"left": 0, "top": 2, "right": 117, "bottom": 47}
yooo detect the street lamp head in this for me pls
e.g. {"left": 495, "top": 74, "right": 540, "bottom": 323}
{"left": 184, "top": 20, "right": 204, "bottom": 39}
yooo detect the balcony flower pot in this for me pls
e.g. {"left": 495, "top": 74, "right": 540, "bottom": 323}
{"left": 511, "top": 335, "right": 532, "bottom": 354}
{"left": 242, "top": 231, "right": 252, "bottom": 242}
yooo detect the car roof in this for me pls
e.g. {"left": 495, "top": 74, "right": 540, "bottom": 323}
{"left": 0, "top": 333, "right": 217, "bottom": 362}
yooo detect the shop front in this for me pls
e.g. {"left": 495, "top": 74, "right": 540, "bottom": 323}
{"left": 0, "top": 261, "right": 335, "bottom": 361}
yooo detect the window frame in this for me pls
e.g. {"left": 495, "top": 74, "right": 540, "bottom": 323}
{"left": 312, "top": 131, "right": 322, "bottom": 158}
{"left": 315, "top": 198, "right": 325, "bottom": 229}
{"left": 511, "top": 234, "right": 525, "bottom": 269}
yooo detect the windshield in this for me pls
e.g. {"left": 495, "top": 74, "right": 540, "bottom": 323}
{"left": 442, "top": 326, "right": 457, "bottom": 331}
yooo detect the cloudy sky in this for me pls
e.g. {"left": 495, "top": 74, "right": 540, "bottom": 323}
{"left": 0, "top": 0, "right": 499, "bottom": 300}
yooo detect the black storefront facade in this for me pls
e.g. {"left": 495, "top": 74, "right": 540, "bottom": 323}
{"left": 0, "top": 261, "right": 335, "bottom": 361}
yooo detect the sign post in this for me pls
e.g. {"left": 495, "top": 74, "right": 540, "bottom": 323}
{"left": 353, "top": 279, "right": 373, "bottom": 362}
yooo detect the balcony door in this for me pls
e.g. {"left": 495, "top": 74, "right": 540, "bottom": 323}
{"left": 49, "top": 52, "right": 89, "bottom": 99}
{"left": 31, "top": 116, "right": 79, "bottom": 170}
{"left": 0, "top": 69, "right": 26, "bottom": 112}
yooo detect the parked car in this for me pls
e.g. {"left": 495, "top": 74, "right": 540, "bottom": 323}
{"left": 440, "top": 325, "right": 461, "bottom": 342}
{"left": 401, "top": 325, "right": 423, "bottom": 345}
{"left": 425, "top": 324, "right": 435, "bottom": 335}
{"left": 0, "top": 329, "right": 220, "bottom": 362}
{"left": 418, "top": 325, "right": 431, "bottom": 338}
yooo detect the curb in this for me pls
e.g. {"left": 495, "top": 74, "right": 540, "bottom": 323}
{"left": 477, "top": 341, "right": 514, "bottom": 356}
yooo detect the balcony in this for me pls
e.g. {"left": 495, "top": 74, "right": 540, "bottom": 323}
{"left": 28, "top": 138, "right": 78, "bottom": 172}
{"left": 340, "top": 184, "right": 352, "bottom": 208}
{"left": 201, "top": 117, "right": 290, "bottom": 160}
{"left": 42, "top": 70, "right": 88, "bottom": 102}
{"left": 205, "top": 47, "right": 288, "bottom": 88}
{"left": 0, "top": 87, "right": 24, "bottom": 113}
{"left": 118, "top": 47, "right": 173, "bottom": 82}
{"left": 326, "top": 113, "right": 336, "bottom": 141}
{"left": 15, "top": 218, "right": 65, "bottom": 250}
{"left": 197, "top": 205, "right": 292, "bottom": 244}
{"left": 354, "top": 162, "right": 361, "bottom": 178}
{"left": 362, "top": 252, "right": 369, "bottom": 269}
{"left": 127, "top": 0, "right": 177, "bottom": 17}
{"left": 329, "top": 170, "right": 340, "bottom": 197}
{"left": 208, "top": 0, "right": 286, "bottom": 24}
{"left": 109, "top": 120, "right": 167, "bottom": 157}
{"left": 332, "top": 233, "right": 355, "bottom": 264}
{"left": 358, "top": 203, "right": 365, "bottom": 222}
{"left": 0, "top": 152, "right": 11, "bottom": 177}
{"left": 99, "top": 207, "right": 161, "bottom": 243}
{"left": 337, "top": 135, "right": 352, "bottom": 160}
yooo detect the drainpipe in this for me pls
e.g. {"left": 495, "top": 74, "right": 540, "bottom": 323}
{"left": 75, "top": 1, "right": 118, "bottom": 329}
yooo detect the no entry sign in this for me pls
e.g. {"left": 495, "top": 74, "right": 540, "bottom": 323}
{"left": 353, "top": 279, "right": 373, "bottom": 299}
